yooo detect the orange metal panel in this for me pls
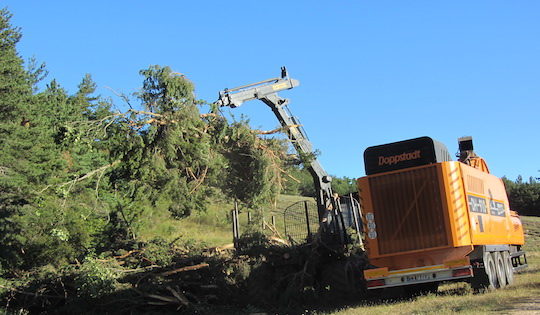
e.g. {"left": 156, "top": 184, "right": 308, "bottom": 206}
{"left": 366, "top": 164, "right": 448, "bottom": 255}
{"left": 459, "top": 163, "right": 524, "bottom": 246}
{"left": 509, "top": 212, "right": 525, "bottom": 245}
{"left": 443, "top": 257, "right": 470, "bottom": 268}
{"left": 357, "top": 177, "right": 379, "bottom": 257}
{"left": 364, "top": 267, "right": 389, "bottom": 279}
{"left": 440, "top": 162, "right": 471, "bottom": 247}
{"left": 370, "top": 245, "right": 474, "bottom": 271}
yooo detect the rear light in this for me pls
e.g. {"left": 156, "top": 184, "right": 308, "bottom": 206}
{"left": 367, "top": 279, "right": 386, "bottom": 288}
{"left": 452, "top": 268, "right": 472, "bottom": 277}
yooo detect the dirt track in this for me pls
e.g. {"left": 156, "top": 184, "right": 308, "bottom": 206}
{"left": 506, "top": 297, "right": 540, "bottom": 314}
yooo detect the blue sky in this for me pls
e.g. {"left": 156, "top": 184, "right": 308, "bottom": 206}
{"left": 4, "top": 1, "right": 540, "bottom": 180}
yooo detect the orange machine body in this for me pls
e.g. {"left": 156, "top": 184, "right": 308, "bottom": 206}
{"left": 357, "top": 160, "right": 524, "bottom": 272}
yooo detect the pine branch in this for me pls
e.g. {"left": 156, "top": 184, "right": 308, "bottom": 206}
{"left": 259, "top": 143, "right": 300, "bottom": 183}
{"left": 0, "top": 284, "right": 64, "bottom": 300}
{"left": 38, "top": 160, "right": 121, "bottom": 194}
{"left": 189, "top": 166, "right": 208, "bottom": 194}
{"left": 254, "top": 124, "right": 301, "bottom": 135}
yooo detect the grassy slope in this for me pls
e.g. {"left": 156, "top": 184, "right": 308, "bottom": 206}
{"left": 329, "top": 216, "right": 540, "bottom": 315}
{"left": 140, "top": 196, "right": 540, "bottom": 314}
{"left": 138, "top": 194, "right": 312, "bottom": 247}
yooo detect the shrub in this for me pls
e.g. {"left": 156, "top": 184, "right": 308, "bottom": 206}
{"left": 74, "top": 258, "right": 119, "bottom": 299}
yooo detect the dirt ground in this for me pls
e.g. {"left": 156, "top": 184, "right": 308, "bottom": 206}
{"left": 506, "top": 297, "right": 540, "bottom": 314}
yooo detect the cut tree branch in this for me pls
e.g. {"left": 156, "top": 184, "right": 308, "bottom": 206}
{"left": 160, "top": 263, "right": 210, "bottom": 277}
{"left": 254, "top": 124, "right": 301, "bottom": 135}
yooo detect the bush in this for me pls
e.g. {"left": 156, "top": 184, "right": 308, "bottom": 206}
{"left": 142, "top": 237, "right": 175, "bottom": 266}
{"left": 74, "top": 258, "right": 119, "bottom": 299}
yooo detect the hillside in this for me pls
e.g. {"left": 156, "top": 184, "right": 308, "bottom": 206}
{"left": 139, "top": 197, "right": 540, "bottom": 314}
{"left": 136, "top": 195, "right": 540, "bottom": 314}
{"left": 138, "top": 194, "right": 313, "bottom": 247}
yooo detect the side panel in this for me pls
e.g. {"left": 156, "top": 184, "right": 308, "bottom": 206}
{"left": 357, "top": 176, "right": 379, "bottom": 257}
{"left": 509, "top": 212, "right": 525, "bottom": 245}
{"left": 440, "top": 162, "right": 472, "bottom": 247}
{"left": 460, "top": 163, "right": 525, "bottom": 246}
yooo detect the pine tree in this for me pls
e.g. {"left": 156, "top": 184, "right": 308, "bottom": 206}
{"left": 0, "top": 8, "right": 31, "bottom": 121}
{"left": 0, "top": 10, "right": 115, "bottom": 267}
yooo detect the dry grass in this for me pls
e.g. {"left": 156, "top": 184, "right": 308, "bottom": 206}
{"left": 522, "top": 216, "right": 540, "bottom": 252}
{"left": 328, "top": 215, "right": 540, "bottom": 315}
{"left": 328, "top": 271, "right": 540, "bottom": 314}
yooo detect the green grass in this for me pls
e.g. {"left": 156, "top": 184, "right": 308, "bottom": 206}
{"left": 138, "top": 194, "right": 312, "bottom": 247}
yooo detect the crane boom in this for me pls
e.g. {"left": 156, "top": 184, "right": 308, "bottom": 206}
{"left": 215, "top": 67, "right": 334, "bottom": 224}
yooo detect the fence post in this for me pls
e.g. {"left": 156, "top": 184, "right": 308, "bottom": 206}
{"left": 232, "top": 201, "right": 240, "bottom": 249}
{"left": 304, "top": 201, "right": 312, "bottom": 239}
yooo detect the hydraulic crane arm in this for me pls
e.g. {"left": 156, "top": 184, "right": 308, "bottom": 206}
{"left": 215, "top": 67, "right": 334, "bottom": 223}
{"left": 215, "top": 67, "right": 298, "bottom": 108}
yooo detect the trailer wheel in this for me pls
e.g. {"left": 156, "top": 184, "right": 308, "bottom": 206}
{"left": 471, "top": 252, "right": 499, "bottom": 291}
{"left": 502, "top": 251, "right": 514, "bottom": 286}
{"left": 493, "top": 252, "right": 507, "bottom": 288}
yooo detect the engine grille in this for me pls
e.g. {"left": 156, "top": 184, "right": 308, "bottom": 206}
{"left": 369, "top": 165, "right": 448, "bottom": 255}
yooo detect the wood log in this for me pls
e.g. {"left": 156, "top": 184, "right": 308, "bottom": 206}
{"left": 160, "top": 263, "right": 209, "bottom": 277}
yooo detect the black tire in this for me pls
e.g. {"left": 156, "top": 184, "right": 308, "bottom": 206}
{"left": 471, "top": 252, "right": 499, "bottom": 291}
{"left": 493, "top": 251, "right": 507, "bottom": 288}
{"left": 502, "top": 251, "right": 514, "bottom": 286}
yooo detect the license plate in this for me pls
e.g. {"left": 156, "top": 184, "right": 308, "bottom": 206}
{"left": 404, "top": 274, "right": 432, "bottom": 283}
